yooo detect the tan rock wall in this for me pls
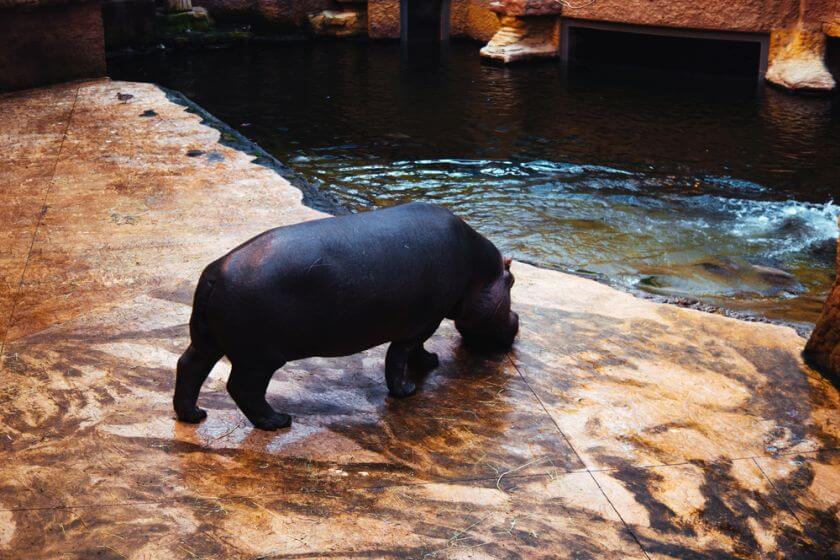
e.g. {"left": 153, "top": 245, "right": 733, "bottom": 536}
{"left": 367, "top": 0, "right": 400, "bottom": 38}
{"left": 549, "top": 0, "right": 837, "bottom": 34}
{"left": 826, "top": 0, "right": 840, "bottom": 33}
{"left": 463, "top": 0, "right": 501, "bottom": 41}
{"left": 805, "top": 224, "right": 840, "bottom": 382}
{"left": 451, "top": 0, "right": 467, "bottom": 34}
{"left": 0, "top": 0, "right": 106, "bottom": 92}
{"left": 489, "top": 0, "right": 563, "bottom": 16}
{"left": 558, "top": 0, "right": 802, "bottom": 33}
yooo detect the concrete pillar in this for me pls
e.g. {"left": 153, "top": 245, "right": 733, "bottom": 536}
{"left": 480, "top": 0, "right": 561, "bottom": 62}
{"left": 766, "top": 27, "right": 836, "bottom": 91}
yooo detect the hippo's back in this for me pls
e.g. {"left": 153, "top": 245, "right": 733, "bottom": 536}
{"left": 204, "top": 203, "right": 486, "bottom": 362}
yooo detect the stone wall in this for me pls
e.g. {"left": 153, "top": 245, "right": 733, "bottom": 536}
{"left": 367, "top": 0, "right": 400, "bottom": 38}
{"left": 199, "top": 0, "right": 336, "bottom": 29}
{"left": 0, "top": 0, "right": 106, "bottom": 92}
{"left": 561, "top": 0, "right": 801, "bottom": 34}
{"left": 451, "top": 0, "right": 500, "bottom": 42}
{"left": 196, "top": 0, "right": 498, "bottom": 40}
{"left": 487, "top": 0, "right": 837, "bottom": 33}
{"left": 481, "top": 0, "right": 838, "bottom": 90}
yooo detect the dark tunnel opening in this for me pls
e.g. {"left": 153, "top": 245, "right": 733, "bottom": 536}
{"left": 566, "top": 26, "right": 764, "bottom": 79}
{"left": 402, "top": 0, "right": 448, "bottom": 43}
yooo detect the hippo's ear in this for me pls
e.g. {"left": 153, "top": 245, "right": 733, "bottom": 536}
{"left": 504, "top": 257, "right": 512, "bottom": 271}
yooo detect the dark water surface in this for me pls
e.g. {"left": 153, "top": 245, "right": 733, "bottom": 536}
{"left": 108, "top": 41, "right": 839, "bottom": 328}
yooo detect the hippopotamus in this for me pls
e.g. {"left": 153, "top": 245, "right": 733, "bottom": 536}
{"left": 173, "top": 202, "right": 519, "bottom": 430}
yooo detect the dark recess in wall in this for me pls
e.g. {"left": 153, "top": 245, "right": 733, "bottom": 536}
{"left": 569, "top": 27, "right": 762, "bottom": 77}
{"left": 402, "top": 0, "right": 448, "bottom": 42}
{"left": 827, "top": 37, "right": 840, "bottom": 79}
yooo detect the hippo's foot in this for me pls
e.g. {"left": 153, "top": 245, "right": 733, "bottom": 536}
{"left": 176, "top": 406, "right": 208, "bottom": 424}
{"left": 386, "top": 341, "right": 423, "bottom": 398}
{"left": 408, "top": 348, "right": 439, "bottom": 372}
{"left": 249, "top": 412, "right": 292, "bottom": 431}
{"left": 174, "top": 344, "right": 222, "bottom": 425}
{"left": 226, "top": 365, "right": 291, "bottom": 431}
{"left": 388, "top": 379, "right": 417, "bottom": 399}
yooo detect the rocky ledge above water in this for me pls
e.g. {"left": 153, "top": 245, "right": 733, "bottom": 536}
{"left": 806, "top": 221, "right": 840, "bottom": 382}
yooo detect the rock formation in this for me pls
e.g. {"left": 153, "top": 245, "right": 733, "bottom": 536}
{"left": 766, "top": 27, "right": 836, "bottom": 91}
{"left": 480, "top": 14, "right": 559, "bottom": 62}
{"left": 309, "top": 6, "right": 367, "bottom": 37}
{"left": 805, "top": 221, "right": 840, "bottom": 383}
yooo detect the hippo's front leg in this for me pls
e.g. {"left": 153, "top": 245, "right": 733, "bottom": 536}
{"left": 385, "top": 324, "right": 441, "bottom": 398}
{"left": 385, "top": 342, "right": 418, "bottom": 398}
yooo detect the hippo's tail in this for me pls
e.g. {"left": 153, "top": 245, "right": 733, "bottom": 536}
{"left": 188, "top": 264, "right": 223, "bottom": 358}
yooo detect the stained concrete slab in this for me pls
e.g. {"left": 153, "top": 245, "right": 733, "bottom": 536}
{"left": 0, "top": 84, "right": 77, "bottom": 345}
{"left": 0, "top": 80, "right": 838, "bottom": 559}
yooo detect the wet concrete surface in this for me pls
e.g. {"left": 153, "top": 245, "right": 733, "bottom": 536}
{"left": 0, "top": 80, "right": 838, "bottom": 559}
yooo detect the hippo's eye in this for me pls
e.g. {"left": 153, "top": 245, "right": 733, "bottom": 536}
{"left": 505, "top": 271, "right": 514, "bottom": 288}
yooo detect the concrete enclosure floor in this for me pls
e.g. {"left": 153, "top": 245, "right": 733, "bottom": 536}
{"left": 0, "top": 80, "right": 838, "bottom": 559}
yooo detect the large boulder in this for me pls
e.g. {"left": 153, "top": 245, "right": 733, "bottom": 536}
{"left": 805, "top": 220, "right": 840, "bottom": 383}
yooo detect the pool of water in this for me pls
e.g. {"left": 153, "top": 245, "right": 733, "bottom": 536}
{"left": 108, "top": 41, "right": 839, "bottom": 328}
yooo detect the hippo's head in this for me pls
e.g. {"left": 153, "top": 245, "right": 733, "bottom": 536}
{"left": 456, "top": 257, "right": 519, "bottom": 351}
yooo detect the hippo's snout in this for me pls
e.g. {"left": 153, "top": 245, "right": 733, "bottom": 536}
{"left": 498, "top": 310, "right": 520, "bottom": 349}
{"left": 458, "top": 310, "right": 519, "bottom": 352}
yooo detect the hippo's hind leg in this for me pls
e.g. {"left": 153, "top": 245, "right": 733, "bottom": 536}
{"left": 227, "top": 364, "right": 291, "bottom": 431}
{"left": 386, "top": 324, "right": 441, "bottom": 398}
{"left": 174, "top": 344, "right": 222, "bottom": 423}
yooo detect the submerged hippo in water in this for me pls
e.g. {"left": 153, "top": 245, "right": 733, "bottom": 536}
{"left": 174, "top": 202, "right": 519, "bottom": 430}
